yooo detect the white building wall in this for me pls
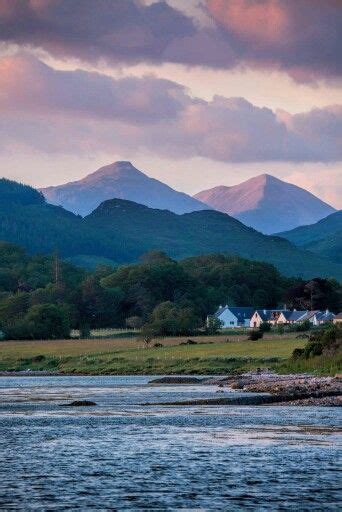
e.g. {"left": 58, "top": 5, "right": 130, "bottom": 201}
{"left": 250, "top": 312, "right": 262, "bottom": 328}
{"left": 217, "top": 310, "right": 238, "bottom": 328}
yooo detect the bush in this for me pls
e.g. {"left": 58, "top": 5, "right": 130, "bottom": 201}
{"left": 292, "top": 348, "right": 305, "bottom": 359}
{"left": 259, "top": 322, "right": 271, "bottom": 332}
{"left": 25, "top": 304, "right": 70, "bottom": 340}
{"left": 248, "top": 330, "right": 263, "bottom": 341}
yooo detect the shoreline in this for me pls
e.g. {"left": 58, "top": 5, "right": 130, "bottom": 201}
{"left": 1, "top": 370, "right": 341, "bottom": 407}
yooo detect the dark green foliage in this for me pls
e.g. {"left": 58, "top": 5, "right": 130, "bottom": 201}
{"left": 206, "top": 316, "right": 223, "bottom": 335}
{"left": 259, "top": 322, "right": 271, "bottom": 332}
{"left": 249, "top": 330, "right": 264, "bottom": 340}
{"left": 0, "top": 241, "right": 341, "bottom": 339}
{"left": 5, "top": 304, "right": 70, "bottom": 340}
{"left": 143, "top": 301, "right": 202, "bottom": 336}
{"left": 292, "top": 325, "right": 342, "bottom": 360}
{"left": 278, "top": 211, "right": 342, "bottom": 264}
{"left": 85, "top": 198, "right": 342, "bottom": 279}
{"left": 284, "top": 277, "right": 341, "bottom": 312}
{"left": 1, "top": 179, "right": 341, "bottom": 279}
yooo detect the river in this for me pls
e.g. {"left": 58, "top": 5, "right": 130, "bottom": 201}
{"left": 0, "top": 376, "right": 341, "bottom": 510}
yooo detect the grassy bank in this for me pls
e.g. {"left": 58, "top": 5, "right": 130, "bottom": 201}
{"left": 0, "top": 335, "right": 315, "bottom": 375}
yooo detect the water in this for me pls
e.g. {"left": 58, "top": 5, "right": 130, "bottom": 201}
{"left": 0, "top": 376, "right": 341, "bottom": 511}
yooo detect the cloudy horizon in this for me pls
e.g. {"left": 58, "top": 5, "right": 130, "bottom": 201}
{"left": 0, "top": 0, "right": 341, "bottom": 207}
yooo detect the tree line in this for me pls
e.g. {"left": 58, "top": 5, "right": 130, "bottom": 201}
{"left": 0, "top": 242, "right": 340, "bottom": 340}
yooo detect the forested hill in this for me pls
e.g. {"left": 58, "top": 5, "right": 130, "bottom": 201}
{"left": 84, "top": 198, "right": 342, "bottom": 280}
{"left": 0, "top": 178, "right": 135, "bottom": 264}
{"left": 0, "top": 178, "right": 341, "bottom": 280}
{"left": 278, "top": 211, "right": 342, "bottom": 264}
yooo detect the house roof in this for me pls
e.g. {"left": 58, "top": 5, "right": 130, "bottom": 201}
{"left": 288, "top": 311, "right": 308, "bottom": 322}
{"left": 315, "top": 311, "right": 335, "bottom": 322}
{"left": 334, "top": 312, "right": 342, "bottom": 319}
{"left": 254, "top": 309, "right": 286, "bottom": 321}
{"left": 215, "top": 306, "right": 254, "bottom": 321}
{"left": 297, "top": 311, "right": 319, "bottom": 322}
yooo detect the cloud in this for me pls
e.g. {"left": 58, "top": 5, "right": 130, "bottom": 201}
{"left": 0, "top": 0, "right": 340, "bottom": 83}
{"left": 206, "top": 0, "right": 342, "bottom": 83}
{"left": 0, "top": 54, "right": 341, "bottom": 162}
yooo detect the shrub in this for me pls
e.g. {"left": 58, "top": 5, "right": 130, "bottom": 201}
{"left": 248, "top": 330, "right": 263, "bottom": 341}
{"left": 259, "top": 322, "right": 271, "bottom": 332}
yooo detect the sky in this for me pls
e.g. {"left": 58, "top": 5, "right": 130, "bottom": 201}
{"left": 0, "top": 0, "right": 341, "bottom": 207}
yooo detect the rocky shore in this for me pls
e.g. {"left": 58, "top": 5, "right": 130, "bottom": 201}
{"left": 147, "top": 371, "right": 342, "bottom": 407}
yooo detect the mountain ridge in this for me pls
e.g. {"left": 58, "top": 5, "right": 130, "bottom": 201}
{"left": 194, "top": 174, "right": 336, "bottom": 234}
{"left": 41, "top": 161, "right": 210, "bottom": 216}
{"left": 278, "top": 211, "right": 342, "bottom": 264}
{"left": 1, "top": 178, "right": 341, "bottom": 279}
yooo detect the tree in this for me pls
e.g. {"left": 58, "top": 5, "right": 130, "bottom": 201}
{"left": 24, "top": 304, "right": 70, "bottom": 339}
{"left": 206, "top": 316, "right": 223, "bottom": 335}
{"left": 143, "top": 301, "right": 201, "bottom": 336}
{"left": 126, "top": 316, "right": 143, "bottom": 330}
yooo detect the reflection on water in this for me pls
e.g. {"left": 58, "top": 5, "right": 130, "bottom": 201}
{"left": 0, "top": 376, "right": 341, "bottom": 510}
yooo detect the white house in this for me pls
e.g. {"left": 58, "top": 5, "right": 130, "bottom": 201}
{"left": 249, "top": 309, "right": 287, "bottom": 328}
{"left": 277, "top": 310, "right": 308, "bottom": 324}
{"left": 211, "top": 305, "right": 254, "bottom": 328}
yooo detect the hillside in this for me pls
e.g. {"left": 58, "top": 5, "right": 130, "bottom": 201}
{"left": 1, "top": 178, "right": 341, "bottom": 279}
{"left": 84, "top": 198, "right": 342, "bottom": 279}
{"left": 41, "top": 161, "right": 209, "bottom": 216}
{"left": 0, "top": 179, "right": 134, "bottom": 263}
{"left": 278, "top": 211, "right": 342, "bottom": 263}
{"left": 194, "top": 174, "right": 335, "bottom": 234}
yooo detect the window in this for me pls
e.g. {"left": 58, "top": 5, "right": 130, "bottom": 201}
{"left": 230, "top": 321, "right": 234, "bottom": 325}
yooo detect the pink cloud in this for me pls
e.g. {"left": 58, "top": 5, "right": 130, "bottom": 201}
{"left": 0, "top": 54, "right": 341, "bottom": 163}
{"left": 0, "top": 0, "right": 340, "bottom": 83}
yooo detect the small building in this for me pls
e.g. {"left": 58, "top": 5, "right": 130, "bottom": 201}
{"left": 313, "top": 310, "right": 335, "bottom": 325}
{"left": 298, "top": 310, "right": 334, "bottom": 326}
{"left": 212, "top": 305, "right": 254, "bottom": 328}
{"left": 250, "top": 309, "right": 287, "bottom": 328}
{"left": 333, "top": 312, "right": 342, "bottom": 324}
{"left": 277, "top": 310, "right": 308, "bottom": 324}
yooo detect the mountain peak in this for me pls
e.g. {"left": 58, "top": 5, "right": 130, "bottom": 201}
{"left": 84, "top": 161, "right": 142, "bottom": 181}
{"left": 41, "top": 161, "right": 209, "bottom": 216}
{"left": 194, "top": 173, "right": 335, "bottom": 234}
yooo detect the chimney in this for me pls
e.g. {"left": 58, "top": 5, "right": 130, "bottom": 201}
{"left": 284, "top": 304, "right": 287, "bottom": 311}
{"left": 263, "top": 309, "right": 266, "bottom": 315}
{"left": 326, "top": 309, "right": 329, "bottom": 314}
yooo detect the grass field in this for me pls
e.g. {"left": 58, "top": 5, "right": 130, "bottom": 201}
{"left": 0, "top": 334, "right": 312, "bottom": 375}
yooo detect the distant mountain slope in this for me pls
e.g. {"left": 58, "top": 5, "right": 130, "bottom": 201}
{"left": 1, "top": 178, "right": 341, "bottom": 279}
{"left": 0, "top": 178, "right": 132, "bottom": 263}
{"left": 41, "top": 161, "right": 209, "bottom": 216}
{"left": 194, "top": 174, "right": 336, "bottom": 234}
{"left": 84, "top": 198, "right": 342, "bottom": 279}
{"left": 278, "top": 211, "right": 342, "bottom": 264}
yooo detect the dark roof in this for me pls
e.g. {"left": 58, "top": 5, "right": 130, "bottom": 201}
{"left": 255, "top": 309, "right": 286, "bottom": 321}
{"left": 288, "top": 311, "right": 308, "bottom": 321}
{"left": 315, "top": 311, "right": 335, "bottom": 322}
{"left": 229, "top": 307, "right": 254, "bottom": 322}
{"left": 296, "top": 311, "right": 319, "bottom": 322}
{"left": 215, "top": 306, "right": 254, "bottom": 321}
{"left": 334, "top": 312, "right": 342, "bottom": 319}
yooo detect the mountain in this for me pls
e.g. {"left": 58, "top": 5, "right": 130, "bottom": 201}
{"left": 41, "top": 161, "right": 209, "bottom": 216}
{"left": 194, "top": 174, "right": 336, "bottom": 234}
{"left": 278, "top": 211, "right": 342, "bottom": 264}
{"left": 0, "top": 178, "right": 130, "bottom": 263}
{"left": 1, "top": 178, "right": 341, "bottom": 279}
{"left": 84, "top": 198, "right": 342, "bottom": 280}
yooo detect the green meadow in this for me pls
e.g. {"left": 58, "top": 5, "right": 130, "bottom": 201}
{"left": 0, "top": 335, "right": 315, "bottom": 375}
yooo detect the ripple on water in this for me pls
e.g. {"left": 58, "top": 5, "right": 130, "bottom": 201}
{"left": 0, "top": 376, "right": 341, "bottom": 511}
